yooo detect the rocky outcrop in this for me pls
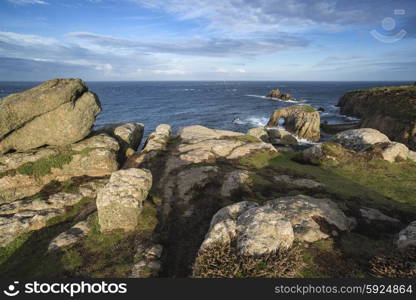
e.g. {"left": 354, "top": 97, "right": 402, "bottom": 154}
{"left": 200, "top": 195, "right": 353, "bottom": 256}
{"left": 0, "top": 133, "right": 119, "bottom": 203}
{"left": 96, "top": 122, "right": 144, "bottom": 161}
{"left": 0, "top": 178, "right": 105, "bottom": 248}
{"left": 266, "top": 89, "right": 297, "bottom": 101}
{"left": 273, "top": 175, "right": 323, "bottom": 189}
{"left": 263, "top": 195, "right": 354, "bottom": 242}
{"left": 247, "top": 127, "right": 268, "bottom": 143}
{"left": 397, "top": 221, "right": 416, "bottom": 249}
{"left": 0, "top": 79, "right": 101, "bottom": 154}
{"left": 96, "top": 168, "right": 152, "bottom": 232}
{"left": 267, "top": 128, "right": 298, "bottom": 145}
{"left": 237, "top": 206, "right": 294, "bottom": 256}
{"left": 332, "top": 128, "right": 390, "bottom": 152}
{"left": 48, "top": 219, "right": 91, "bottom": 252}
{"left": 220, "top": 170, "right": 250, "bottom": 197}
{"left": 123, "top": 124, "right": 171, "bottom": 169}
{"left": 338, "top": 85, "right": 416, "bottom": 150}
{"left": 267, "top": 105, "right": 320, "bottom": 142}
{"left": 331, "top": 128, "right": 416, "bottom": 163}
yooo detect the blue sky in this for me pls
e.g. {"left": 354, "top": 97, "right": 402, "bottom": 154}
{"left": 0, "top": 0, "right": 415, "bottom": 81}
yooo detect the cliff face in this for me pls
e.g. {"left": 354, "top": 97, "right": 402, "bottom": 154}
{"left": 338, "top": 85, "right": 416, "bottom": 150}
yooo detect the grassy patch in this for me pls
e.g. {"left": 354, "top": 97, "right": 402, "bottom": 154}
{"left": 16, "top": 152, "right": 73, "bottom": 177}
{"left": 223, "top": 135, "right": 261, "bottom": 144}
{"left": 299, "top": 104, "right": 317, "bottom": 113}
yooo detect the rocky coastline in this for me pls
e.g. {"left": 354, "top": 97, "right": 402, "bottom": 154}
{"left": 0, "top": 79, "right": 415, "bottom": 278}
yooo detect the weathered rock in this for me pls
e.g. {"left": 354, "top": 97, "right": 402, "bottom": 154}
{"left": 266, "top": 89, "right": 296, "bottom": 101}
{"left": 0, "top": 133, "right": 119, "bottom": 203}
{"left": 397, "top": 221, "right": 416, "bottom": 249}
{"left": 267, "top": 105, "right": 320, "bottom": 142}
{"left": 48, "top": 219, "right": 91, "bottom": 251}
{"left": 220, "top": 170, "right": 250, "bottom": 197}
{"left": 268, "top": 128, "right": 298, "bottom": 145}
{"left": 123, "top": 124, "right": 171, "bottom": 169}
{"left": 0, "top": 79, "right": 101, "bottom": 154}
{"left": 273, "top": 175, "right": 323, "bottom": 189}
{"left": 0, "top": 78, "right": 87, "bottom": 139}
{"left": 0, "top": 209, "right": 65, "bottom": 247}
{"left": 96, "top": 123, "right": 144, "bottom": 160}
{"left": 176, "top": 166, "right": 218, "bottom": 204}
{"left": 338, "top": 85, "right": 416, "bottom": 150}
{"left": 359, "top": 207, "right": 400, "bottom": 223}
{"left": 200, "top": 195, "right": 350, "bottom": 256}
{"left": 237, "top": 206, "right": 294, "bottom": 256}
{"left": 378, "top": 142, "right": 410, "bottom": 162}
{"left": 247, "top": 127, "right": 268, "bottom": 143}
{"left": 143, "top": 124, "right": 171, "bottom": 153}
{"left": 96, "top": 168, "right": 152, "bottom": 232}
{"left": 162, "top": 126, "right": 277, "bottom": 176}
{"left": 332, "top": 128, "right": 391, "bottom": 152}
{"left": 200, "top": 201, "right": 259, "bottom": 250}
{"left": 302, "top": 142, "right": 353, "bottom": 165}
{"left": 0, "top": 192, "right": 87, "bottom": 247}
{"left": 264, "top": 195, "right": 353, "bottom": 242}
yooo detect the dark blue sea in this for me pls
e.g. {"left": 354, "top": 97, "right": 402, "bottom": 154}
{"left": 0, "top": 81, "right": 412, "bottom": 139}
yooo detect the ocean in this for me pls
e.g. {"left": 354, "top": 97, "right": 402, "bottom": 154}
{"left": 0, "top": 81, "right": 411, "bottom": 140}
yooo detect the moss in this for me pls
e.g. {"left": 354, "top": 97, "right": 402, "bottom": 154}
{"left": 3, "top": 147, "right": 95, "bottom": 179}
{"left": 16, "top": 152, "right": 74, "bottom": 177}
{"left": 238, "top": 150, "right": 279, "bottom": 169}
{"left": 299, "top": 104, "right": 317, "bottom": 113}
{"left": 223, "top": 135, "right": 261, "bottom": 144}
{"left": 137, "top": 198, "right": 159, "bottom": 235}
{"left": 46, "top": 197, "right": 94, "bottom": 226}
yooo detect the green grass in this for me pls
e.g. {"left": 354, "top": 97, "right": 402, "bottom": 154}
{"left": 16, "top": 152, "right": 74, "bottom": 176}
{"left": 223, "top": 135, "right": 261, "bottom": 144}
{"left": 299, "top": 104, "right": 317, "bottom": 113}
{"left": 238, "top": 151, "right": 416, "bottom": 217}
{"left": 0, "top": 147, "right": 95, "bottom": 179}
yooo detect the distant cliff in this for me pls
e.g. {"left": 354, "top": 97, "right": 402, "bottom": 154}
{"left": 338, "top": 85, "right": 416, "bottom": 150}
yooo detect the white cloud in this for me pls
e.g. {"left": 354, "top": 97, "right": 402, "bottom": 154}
{"left": 151, "top": 69, "right": 187, "bottom": 75}
{"left": 7, "top": 0, "right": 48, "bottom": 5}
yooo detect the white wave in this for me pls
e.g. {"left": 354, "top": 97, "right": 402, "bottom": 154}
{"left": 233, "top": 116, "right": 269, "bottom": 127}
{"left": 245, "top": 94, "right": 305, "bottom": 103}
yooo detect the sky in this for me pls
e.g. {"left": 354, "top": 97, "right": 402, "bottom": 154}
{"left": 0, "top": 0, "right": 415, "bottom": 81}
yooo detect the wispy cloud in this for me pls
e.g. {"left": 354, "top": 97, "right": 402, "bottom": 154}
{"left": 67, "top": 31, "right": 309, "bottom": 57}
{"left": 7, "top": 0, "right": 48, "bottom": 5}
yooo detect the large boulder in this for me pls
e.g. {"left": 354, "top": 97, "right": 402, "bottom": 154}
{"left": 263, "top": 195, "right": 354, "bottom": 242}
{"left": 236, "top": 206, "right": 294, "bottom": 256}
{"left": 0, "top": 79, "right": 101, "bottom": 154}
{"left": 332, "top": 128, "right": 390, "bottom": 152}
{"left": 267, "top": 105, "right": 320, "bottom": 142}
{"left": 200, "top": 195, "right": 353, "bottom": 255}
{"left": 96, "top": 168, "right": 152, "bottom": 232}
{"left": 0, "top": 133, "right": 119, "bottom": 203}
